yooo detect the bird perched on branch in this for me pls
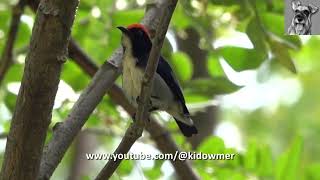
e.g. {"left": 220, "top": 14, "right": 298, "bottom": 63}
{"left": 117, "top": 23, "right": 197, "bottom": 137}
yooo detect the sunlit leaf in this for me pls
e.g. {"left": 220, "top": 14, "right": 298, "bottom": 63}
{"left": 246, "top": 18, "right": 267, "bottom": 52}
{"left": 210, "top": 0, "right": 240, "bottom": 6}
{"left": 61, "top": 60, "right": 90, "bottom": 91}
{"left": 219, "top": 46, "right": 267, "bottom": 71}
{"left": 143, "top": 160, "right": 163, "bottom": 179}
{"left": 257, "top": 145, "right": 273, "bottom": 177}
{"left": 197, "top": 136, "right": 225, "bottom": 154}
{"left": 171, "top": 4, "right": 191, "bottom": 29}
{"left": 16, "top": 21, "right": 31, "bottom": 49}
{"left": 3, "top": 63, "right": 23, "bottom": 84}
{"left": 112, "top": 10, "right": 144, "bottom": 27}
{"left": 4, "top": 91, "right": 16, "bottom": 112}
{"left": 260, "top": 12, "right": 301, "bottom": 50}
{"left": 269, "top": 39, "right": 297, "bottom": 73}
{"left": 185, "top": 78, "right": 242, "bottom": 96}
{"left": 170, "top": 52, "right": 193, "bottom": 82}
{"left": 184, "top": 93, "right": 212, "bottom": 103}
{"left": 244, "top": 139, "right": 257, "bottom": 171}
{"left": 117, "top": 160, "right": 133, "bottom": 176}
{"left": 306, "top": 163, "right": 320, "bottom": 180}
{"left": 275, "top": 136, "right": 303, "bottom": 180}
{"left": 207, "top": 53, "right": 224, "bottom": 77}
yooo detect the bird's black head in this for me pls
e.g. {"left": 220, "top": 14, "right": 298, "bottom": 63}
{"left": 117, "top": 24, "right": 152, "bottom": 59}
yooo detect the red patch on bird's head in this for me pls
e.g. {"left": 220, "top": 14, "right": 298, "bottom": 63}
{"left": 127, "top": 23, "right": 150, "bottom": 37}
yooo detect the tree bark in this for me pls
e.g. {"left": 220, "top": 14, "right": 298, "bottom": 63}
{"left": 38, "top": 2, "right": 165, "bottom": 179}
{"left": 0, "top": 0, "right": 79, "bottom": 179}
{"left": 36, "top": 1, "right": 197, "bottom": 179}
{"left": 95, "top": 0, "right": 178, "bottom": 178}
{"left": 69, "top": 40, "right": 200, "bottom": 180}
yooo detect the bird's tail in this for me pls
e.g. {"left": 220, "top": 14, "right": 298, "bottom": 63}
{"left": 174, "top": 118, "right": 198, "bottom": 137}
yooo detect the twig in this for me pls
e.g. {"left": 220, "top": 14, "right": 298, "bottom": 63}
{"left": 95, "top": 0, "right": 178, "bottom": 179}
{"left": 37, "top": 2, "right": 164, "bottom": 179}
{"left": 146, "top": 122, "right": 200, "bottom": 179}
{"left": 69, "top": 38, "right": 198, "bottom": 179}
{"left": 0, "top": 0, "right": 26, "bottom": 85}
{"left": 36, "top": 1, "right": 198, "bottom": 179}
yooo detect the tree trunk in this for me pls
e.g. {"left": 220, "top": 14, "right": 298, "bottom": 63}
{"left": 0, "top": 0, "right": 79, "bottom": 179}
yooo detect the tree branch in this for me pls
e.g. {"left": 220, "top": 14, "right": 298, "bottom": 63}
{"left": 146, "top": 121, "right": 200, "bottom": 180}
{"left": 0, "top": 0, "right": 79, "bottom": 179}
{"left": 69, "top": 38, "right": 199, "bottom": 179}
{"left": 37, "top": 2, "right": 164, "bottom": 179}
{"left": 95, "top": 1, "right": 178, "bottom": 179}
{"left": 37, "top": 1, "right": 198, "bottom": 179}
{"left": 0, "top": 0, "right": 26, "bottom": 85}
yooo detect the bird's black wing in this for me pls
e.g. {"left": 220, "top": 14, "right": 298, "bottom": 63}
{"left": 156, "top": 56, "right": 189, "bottom": 115}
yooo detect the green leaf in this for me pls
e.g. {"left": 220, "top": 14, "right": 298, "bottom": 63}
{"left": 16, "top": 21, "right": 31, "bottom": 49}
{"left": 170, "top": 52, "right": 193, "bottom": 82}
{"left": 269, "top": 39, "right": 297, "bottom": 73}
{"left": 246, "top": 18, "right": 267, "bottom": 52}
{"left": 306, "top": 163, "right": 320, "bottom": 180}
{"left": 3, "top": 63, "right": 23, "bottom": 84}
{"left": 257, "top": 144, "right": 273, "bottom": 176}
{"left": 143, "top": 160, "right": 163, "bottom": 179}
{"left": 185, "top": 78, "right": 242, "bottom": 97}
{"left": 244, "top": 139, "right": 257, "bottom": 171}
{"left": 260, "top": 12, "right": 284, "bottom": 37}
{"left": 275, "top": 136, "right": 303, "bottom": 180}
{"left": 184, "top": 93, "right": 212, "bottom": 103}
{"left": 117, "top": 160, "right": 133, "bottom": 176}
{"left": 197, "top": 136, "right": 225, "bottom": 154}
{"left": 4, "top": 91, "right": 17, "bottom": 112}
{"left": 216, "top": 168, "right": 246, "bottom": 180}
{"left": 207, "top": 53, "right": 224, "bottom": 77}
{"left": 112, "top": 10, "right": 144, "bottom": 27}
{"left": 196, "top": 168, "right": 215, "bottom": 179}
{"left": 0, "top": 10, "right": 10, "bottom": 52}
{"left": 219, "top": 46, "right": 267, "bottom": 71}
{"left": 171, "top": 4, "right": 191, "bottom": 29}
{"left": 210, "top": 0, "right": 240, "bottom": 6}
{"left": 261, "top": 12, "right": 301, "bottom": 50}
{"left": 61, "top": 60, "right": 90, "bottom": 91}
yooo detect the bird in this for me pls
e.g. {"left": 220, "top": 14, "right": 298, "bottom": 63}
{"left": 117, "top": 23, "right": 198, "bottom": 137}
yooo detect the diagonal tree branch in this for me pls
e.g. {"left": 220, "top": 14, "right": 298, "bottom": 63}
{"left": 0, "top": 0, "right": 26, "bottom": 85}
{"left": 0, "top": 0, "right": 79, "bottom": 179}
{"left": 37, "top": 1, "right": 198, "bottom": 180}
{"left": 69, "top": 39, "right": 199, "bottom": 179}
{"left": 37, "top": 2, "right": 164, "bottom": 179}
{"left": 95, "top": 0, "right": 178, "bottom": 179}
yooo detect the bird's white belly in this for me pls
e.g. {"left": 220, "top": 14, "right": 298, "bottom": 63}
{"left": 122, "top": 54, "right": 144, "bottom": 106}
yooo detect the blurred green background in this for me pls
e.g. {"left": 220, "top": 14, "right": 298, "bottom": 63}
{"left": 0, "top": 0, "right": 319, "bottom": 179}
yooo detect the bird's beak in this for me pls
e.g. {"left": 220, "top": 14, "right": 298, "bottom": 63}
{"left": 117, "top": 26, "right": 131, "bottom": 36}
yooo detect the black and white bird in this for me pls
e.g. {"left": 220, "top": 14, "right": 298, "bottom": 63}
{"left": 117, "top": 23, "right": 197, "bottom": 137}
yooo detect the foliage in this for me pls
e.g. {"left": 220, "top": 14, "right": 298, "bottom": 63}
{"left": 0, "top": 0, "right": 319, "bottom": 179}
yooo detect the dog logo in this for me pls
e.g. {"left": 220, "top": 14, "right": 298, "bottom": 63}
{"left": 288, "top": 0, "right": 318, "bottom": 35}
